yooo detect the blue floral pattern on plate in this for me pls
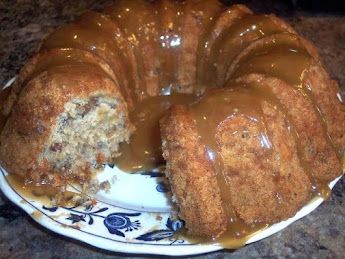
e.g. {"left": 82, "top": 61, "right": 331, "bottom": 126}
{"left": 42, "top": 194, "right": 183, "bottom": 241}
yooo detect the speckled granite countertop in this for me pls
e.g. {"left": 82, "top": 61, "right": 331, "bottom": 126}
{"left": 0, "top": 1, "right": 344, "bottom": 258}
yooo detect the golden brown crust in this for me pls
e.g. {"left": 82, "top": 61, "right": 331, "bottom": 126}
{"left": 0, "top": 65, "right": 131, "bottom": 185}
{"left": 226, "top": 32, "right": 320, "bottom": 79}
{"left": 236, "top": 73, "right": 342, "bottom": 182}
{"left": 160, "top": 105, "right": 227, "bottom": 238}
{"left": 303, "top": 61, "right": 345, "bottom": 152}
{"left": 213, "top": 13, "right": 297, "bottom": 87}
{"left": 217, "top": 102, "right": 311, "bottom": 223}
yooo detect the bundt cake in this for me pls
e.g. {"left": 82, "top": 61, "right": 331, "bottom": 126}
{"left": 0, "top": 0, "right": 344, "bottom": 242}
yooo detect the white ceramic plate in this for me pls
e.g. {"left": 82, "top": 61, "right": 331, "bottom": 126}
{"left": 0, "top": 78, "right": 342, "bottom": 256}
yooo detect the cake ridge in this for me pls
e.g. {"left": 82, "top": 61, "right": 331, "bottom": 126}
{"left": 234, "top": 73, "right": 341, "bottom": 184}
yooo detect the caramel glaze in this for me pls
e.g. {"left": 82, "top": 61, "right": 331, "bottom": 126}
{"left": 233, "top": 82, "right": 334, "bottom": 198}
{"left": 183, "top": 27, "right": 342, "bottom": 244}
{"left": 77, "top": 11, "right": 140, "bottom": 107}
{"left": 104, "top": 0, "right": 161, "bottom": 99}
{"left": 228, "top": 34, "right": 342, "bottom": 193}
{"left": 7, "top": 174, "right": 59, "bottom": 202}
{"left": 157, "top": 0, "right": 183, "bottom": 94}
{"left": 227, "top": 32, "right": 338, "bottom": 152}
{"left": 210, "top": 15, "right": 291, "bottom": 87}
{"left": 187, "top": 80, "right": 339, "bottom": 244}
{"left": 20, "top": 48, "right": 118, "bottom": 87}
{"left": 41, "top": 13, "right": 135, "bottom": 107}
{"left": 197, "top": 4, "right": 252, "bottom": 88}
{"left": 190, "top": 88, "right": 270, "bottom": 241}
{"left": 6, "top": 174, "right": 81, "bottom": 207}
{"left": 115, "top": 94, "right": 196, "bottom": 172}
{"left": 3, "top": 0, "right": 343, "bottom": 249}
{"left": 229, "top": 33, "right": 340, "bottom": 153}
{"left": 176, "top": 0, "right": 223, "bottom": 93}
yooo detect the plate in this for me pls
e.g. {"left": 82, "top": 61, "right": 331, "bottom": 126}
{"left": 0, "top": 78, "right": 342, "bottom": 256}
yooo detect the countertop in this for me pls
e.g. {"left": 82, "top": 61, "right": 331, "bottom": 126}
{"left": 0, "top": 1, "right": 344, "bottom": 258}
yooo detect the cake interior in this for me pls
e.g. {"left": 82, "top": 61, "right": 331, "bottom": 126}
{"left": 42, "top": 94, "right": 130, "bottom": 181}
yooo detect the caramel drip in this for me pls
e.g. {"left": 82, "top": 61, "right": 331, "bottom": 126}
{"left": 189, "top": 88, "right": 271, "bottom": 240}
{"left": 43, "top": 12, "right": 139, "bottom": 107}
{"left": 237, "top": 82, "right": 332, "bottom": 198}
{"left": 6, "top": 174, "right": 84, "bottom": 207}
{"left": 77, "top": 11, "right": 138, "bottom": 105}
{"left": 230, "top": 37, "right": 339, "bottom": 161}
{"left": 210, "top": 14, "right": 289, "bottom": 86}
{"left": 178, "top": 0, "right": 223, "bottom": 94}
{"left": 104, "top": 0, "right": 161, "bottom": 99}
{"left": 176, "top": 222, "right": 267, "bottom": 249}
{"left": 115, "top": 94, "right": 196, "bottom": 172}
{"left": 197, "top": 5, "right": 252, "bottom": 87}
{"left": 6, "top": 174, "right": 59, "bottom": 203}
{"left": 156, "top": 0, "right": 185, "bottom": 94}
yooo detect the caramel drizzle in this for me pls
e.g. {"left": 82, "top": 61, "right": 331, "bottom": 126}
{"left": 178, "top": 0, "right": 224, "bottom": 94}
{"left": 104, "top": 0, "right": 162, "bottom": 99}
{"left": 239, "top": 82, "right": 332, "bottom": 198}
{"left": 157, "top": 0, "right": 184, "bottom": 93}
{"left": 21, "top": 48, "right": 117, "bottom": 86}
{"left": 189, "top": 88, "right": 271, "bottom": 240}
{"left": 229, "top": 34, "right": 339, "bottom": 160}
{"left": 77, "top": 11, "right": 139, "bottom": 106}
{"left": 210, "top": 14, "right": 289, "bottom": 87}
{"left": 114, "top": 94, "right": 196, "bottom": 172}
{"left": 228, "top": 34, "right": 340, "bottom": 195}
{"left": 188, "top": 25, "right": 341, "bottom": 242}
{"left": 196, "top": 5, "right": 252, "bottom": 88}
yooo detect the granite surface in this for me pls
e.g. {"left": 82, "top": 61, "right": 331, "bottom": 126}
{"left": 0, "top": 1, "right": 344, "bottom": 258}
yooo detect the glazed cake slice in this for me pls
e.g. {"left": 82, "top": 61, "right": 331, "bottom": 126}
{"left": 160, "top": 88, "right": 312, "bottom": 237}
{"left": 227, "top": 33, "right": 345, "bottom": 154}
{"left": 235, "top": 74, "right": 341, "bottom": 183}
{"left": 0, "top": 65, "right": 133, "bottom": 189}
{"left": 160, "top": 105, "right": 227, "bottom": 237}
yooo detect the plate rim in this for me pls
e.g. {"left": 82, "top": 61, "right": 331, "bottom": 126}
{"left": 1, "top": 166, "right": 342, "bottom": 256}
{"left": 0, "top": 168, "right": 224, "bottom": 256}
